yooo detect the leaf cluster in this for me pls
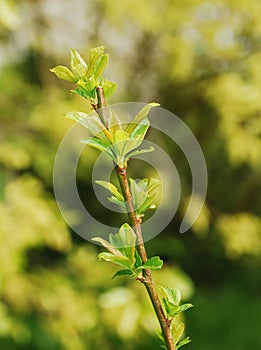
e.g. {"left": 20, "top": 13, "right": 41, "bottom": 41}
{"left": 96, "top": 177, "right": 161, "bottom": 218}
{"left": 158, "top": 286, "right": 193, "bottom": 349}
{"left": 75, "top": 102, "right": 158, "bottom": 167}
{"left": 50, "top": 46, "right": 117, "bottom": 105}
{"left": 92, "top": 223, "right": 163, "bottom": 280}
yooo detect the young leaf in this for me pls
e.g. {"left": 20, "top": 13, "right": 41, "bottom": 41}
{"left": 87, "top": 46, "right": 105, "bottom": 77}
{"left": 129, "top": 178, "right": 141, "bottom": 202}
{"left": 103, "top": 80, "right": 117, "bottom": 97}
{"left": 160, "top": 286, "right": 181, "bottom": 306}
{"left": 179, "top": 303, "right": 193, "bottom": 313}
{"left": 126, "top": 102, "right": 160, "bottom": 134}
{"left": 108, "top": 196, "right": 127, "bottom": 210}
{"left": 95, "top": 180, "right": 124, "bottom": 201}
{"left": 107, "top": 108, "right": 122, "bottom": 132}
{"left": 50, "top": 66, "right": 77, "bottom": 82}
{"left": 126, "top": 146, "right": 155, "bottom": 159}
{"left": 91, "top": 237, "right": 123, "bottom": 256}
{"left": 148, "top": 178, "right": 161, "bottom": 194}
{"left": 71, "top": 87, "right": 90, "bottom": 99}
{"left": 97, "top": 252, "right": 132, "bottom": 269}
{"left": 134, "top": 249, "right": 143, "bottom": 268}
{"left": 114, "top": 129, "right": 129, "bottom": 143}
{"left": 121, "top": 137, "right": 143, "bottom": 157}
{"left": 137, "top": 195, "right": 156, "bottom": 215}
{"left": 77, "top": 77, "right": 96, "bottom": 98}
{"left": 129, "top": 118, "right": 150, "bottom": 140}
{"left": 109, "top": 223, "right": 136, "bottom": 265}
{"left": 65, "top": 111, "right": 90, "bottom": 128}
{"left": 70, "top": 49, "right": 87, "bottom": 78}
{"left": 176, "top": 337, "right": 191, "bottom": 349}
{"left": 66, "top": 111, "right": 111, "bottom": 143}
{"left": 81, "top": 137, "right": 116, "bottom": 161}
{"left": 140, "top": 256, "right": 163, "bottom": 270}
{"left": 93, "top": 54, "right": 109, "bottom": 80}
{"left": 111, "top": 269, "right": 134, "bottom": 279}
{"left": 172, "top": 322, "right": 185, "bottom": 345}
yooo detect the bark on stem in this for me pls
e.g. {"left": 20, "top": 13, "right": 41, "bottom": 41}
{"left": 95, "top": 86, "right": 175, "bottom": 350}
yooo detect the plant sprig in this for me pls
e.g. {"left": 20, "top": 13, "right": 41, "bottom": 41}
{"left": 51, "top": 46, "right": 192, "bottom": 350}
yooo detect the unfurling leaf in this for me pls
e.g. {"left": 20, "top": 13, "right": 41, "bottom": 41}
{"left": 87, "top": 46, "right": 106, "bottom": 77}
{"left": 70, "top": 48, "right": 87, "bottom": 78}
{"left": 172, "top": 322, "right": 185, "bottom": 345}
{"left": 93, "top": 54, "right": 109, "bottom": 80}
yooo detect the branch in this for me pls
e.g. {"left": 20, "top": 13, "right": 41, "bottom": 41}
{"left": 96, "top": 86, "right": 176, "bottom": 350}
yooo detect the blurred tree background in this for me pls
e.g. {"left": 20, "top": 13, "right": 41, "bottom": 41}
{"left": 1, "top": 0, "right": 261, "bottom": 349}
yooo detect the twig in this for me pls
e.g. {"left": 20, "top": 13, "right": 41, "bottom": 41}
{"left": 96, "top": 86, "right": 176, "bottom": 350}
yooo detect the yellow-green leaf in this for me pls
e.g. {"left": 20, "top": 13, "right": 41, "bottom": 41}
{"left": 50, "top": 66, "right": 77, "bottom": 82}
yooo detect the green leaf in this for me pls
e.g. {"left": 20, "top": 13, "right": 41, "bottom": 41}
{"left": 126, "top": 102, "right": 160, "bottom": 134}
{"left": 114, "top": 129, "right": 129, "bottom": 143}
{"left": 93, "top": 54, "right": 109, "bottom": 80}
{"left": 81, "top": 137, "right": 116, "bottom": 161}
{"left": 107, "top": 108, "right": 122, "bottom": 133}
{"left": 111, "top": 269, "right": 133, "bottom": 279}
{"left": 91, "top": 237, "right": 123, "bottom": 256}
{"left": 172, "top": 322, "right": 185, "bottom": 345}
{"left": 179, "top": 303, "right": 193, "bottom": 313}
{"left": 129, "top": 118, "right": 150, "bottom": 140}
{"left": 113, "top": 130, "right": 131, "bottom": 160}
{"left": 176, "top": 337, "right": 191, "bottom": 349}
{"left": 108, "top": 196, "right": 127, "bottom": 210}
{"left": 129, "top": 178, "right": 141, "bottom": 201}
{"left": 71, "top": 87, "right": 90, "bottom": 99}
{"left": 121, "top": 137, "right": 143, "bottom": 157}
{"left": 140, "top": 256, "right": 163, "bottom": 270}
{"left": 97, "top": 252, "right": 132, "bottom": 269}
{"left": 137, "top": 195, "right": 157, "bottom": 215}
{"left": 148, "top": 178, "right": 161, "bottom": 194}
{"left": 66, "top": 112, "right": 110, "bottom": 143}
{"left": 160, "top": 286, "right": 181, "bottom": 306}
{"left": 136, "top": 179, "right": 149, "bottom": 192}
{"left": 65, "top": 111, "right": 90, "bottom": 128}
{"left": 126, "top": 146, "right": 155, "bottom": 159}
{"left": 134, "top": 249, "right": 143, "bottom": 268}
{"left": 87, "top": 46, "right": 105, "bottom": 77}
{"left": 77, "top": 77, "right": 96, "bottom": 98}
{"left": 70, "top": 49, "right": 87, "bottom": 78}
{"left": 109, "top": 223, "right": 136, "bottom": 265}
{"left": 50, "top": 66, "right": 77, "bottom": 82}
{"left": 103, "top": 80, "right": 117, "bottom": 97}
{"left": 95, "top": 180, "right": 124, "bottom": 201}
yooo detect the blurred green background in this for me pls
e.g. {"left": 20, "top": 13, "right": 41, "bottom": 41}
{"left": 1, "top": 0, "right": 261, "bottom": 349}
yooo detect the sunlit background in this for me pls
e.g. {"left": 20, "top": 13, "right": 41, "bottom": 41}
{"left": 1, "top": 0, "right": 261, "bottom": 349}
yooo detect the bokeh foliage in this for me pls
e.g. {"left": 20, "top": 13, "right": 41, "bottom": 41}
{"left": 0, "top": 0, "right": 261, "bottom": 349}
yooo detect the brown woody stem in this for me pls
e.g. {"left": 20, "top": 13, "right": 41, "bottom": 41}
{"left": 96, "top": 86, "right": 175, "bottom": 350}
